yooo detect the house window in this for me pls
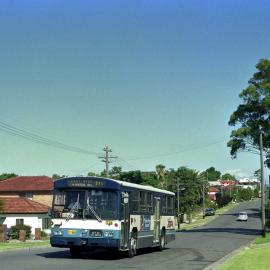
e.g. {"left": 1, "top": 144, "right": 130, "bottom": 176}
{"left": 25, "top": 193, "right": 33, "bottom": 200}
{"left": 19, "top": 193, "right": 33, "bottom": 200}
{"left": 16, "top": 219, "right": 24, "bottom": 226}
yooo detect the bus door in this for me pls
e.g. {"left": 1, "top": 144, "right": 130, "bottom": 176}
{"left": 153, "top": 197, "right": 161, "bottom": 243}
{"left": 121, "top": 192, "right": 130, "bottom": 249}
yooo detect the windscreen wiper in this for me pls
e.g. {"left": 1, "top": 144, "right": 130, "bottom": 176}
{"left": 85, "top": 197, "right": 102, "bottom": 223}
{"left": 66, "top": 194, "right": 80, "bottom": 221}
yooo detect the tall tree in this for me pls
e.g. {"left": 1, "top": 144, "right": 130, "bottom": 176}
{"left": 221, "top": 173, "right": 236, "bottom": 180}
{"left": 109, "top": 166, "right": 122, "bottom": 179}
{"left": 119, "top": 170, "right": 143, "bottom": 185}
{"left": 155, "top": 164, "right": 166, "bottom": 189}
{"left": 176, "top": 166, "right": 201, "bottom": 223}
{"left": 228, "top": 58, "right": 270, "bottom": 166}
{"left": 201, "top": 167, "right": 221, "bottom": 181}
{"left": 141, "top": 172, "right": 158, "bottom": 187}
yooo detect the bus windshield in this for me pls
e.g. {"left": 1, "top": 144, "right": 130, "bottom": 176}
{"left": 52, "top": 189, "right": 117, "bottom": 220}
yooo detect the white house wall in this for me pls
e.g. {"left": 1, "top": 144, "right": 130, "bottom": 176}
{"left": 1, "top": 215, "right": 43, "bottom": 235}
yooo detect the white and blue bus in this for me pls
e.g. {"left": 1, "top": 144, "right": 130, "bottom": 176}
{"left": 50, "top": 176, "right": 175, "bottom": 257}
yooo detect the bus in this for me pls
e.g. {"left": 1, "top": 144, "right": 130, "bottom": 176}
{"left": 50, "top": 176, "right": 175, "bottom": 257}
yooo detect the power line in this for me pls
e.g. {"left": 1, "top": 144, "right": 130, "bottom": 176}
{"left": 0, "top": 119, "right": 101, "bottom": 156}
{"left": 123, "top": 138, "right": 227, "bottom": 161}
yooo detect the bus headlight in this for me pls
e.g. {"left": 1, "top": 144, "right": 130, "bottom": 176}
{"left": 103, "top": 231, "right": 114, "bottom": 238}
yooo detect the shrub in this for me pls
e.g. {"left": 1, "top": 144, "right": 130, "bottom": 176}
{"left": 41, "top": 231, "right": 48, "bottom": 239}
{"left": 10, "top": 224, "right": 31, "bottom": 239}
{"left": 216, "top": 192, "right": 232, "bottom": 208}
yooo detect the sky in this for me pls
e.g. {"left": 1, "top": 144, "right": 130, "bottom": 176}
{"left": 0, "top": 0, "right": 269, "bottom": 179}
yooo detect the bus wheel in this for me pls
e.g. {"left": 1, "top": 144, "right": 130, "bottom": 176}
{"left": 157, "top": 231, "right": 165, "bottom": 251}
{"left": 127, "top": 236, "right": 137, "bottom": 258}
{"left": 70, "top": 247, "right": 81, "bottom": 257}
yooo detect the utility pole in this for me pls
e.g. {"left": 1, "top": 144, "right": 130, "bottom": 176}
{"left": 99, "top": 146, "right": 118, "bottom": 177}
{"left": 202, "top": 179, "right": 205, "bottom": 219}
{"left": 259, "top": 127, "right": 266, "bottom": 237}
{"left": 177, "top": 177, "right": 180, "bottom": 229}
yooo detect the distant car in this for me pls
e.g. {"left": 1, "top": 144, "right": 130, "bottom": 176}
{"left": 237, "top": 212, "right": 248, "bottom": 221}
{"left": 204, "top": 208, "right": 216, "bottom": 216}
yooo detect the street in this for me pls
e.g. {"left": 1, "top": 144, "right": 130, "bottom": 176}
{"left": 0, "top": 200, "right": 261, "bottom": 270}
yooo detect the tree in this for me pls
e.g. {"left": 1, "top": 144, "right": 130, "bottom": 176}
{"left": 0, "top": 173, "right": 18, "bottom": 181}
{"left": 201, "top": 167, "right": 221, "bottom": 181}
{"left": 155, "top": 164, "right": 166, "bottom": 189}
{"left": 254, "top": 169, "right": 261, "bottom": 179}
{"left": 141, "top": 172, "right": 159, "bottom": 187}
{"left": 109, "top": 166, "right": 122, "bottom": 179}
{"left": 221, "top": 173, "right": 236, "bottom": 180}
{"left": 87, "top": 172, "right": 98, "bottom": 177}
{"left": 52, "top": 174, "right": 66, "bottom": 180}
{"left": 119, "top": 170, "right": 143, "bottom": 185}
{"left": 228, "top": 58, "right": 270, "bottom": 166}
{"left": 176, "top": 167, "right": 201, "bottom": 223}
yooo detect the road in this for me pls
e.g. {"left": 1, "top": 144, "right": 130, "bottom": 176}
{"left": 0, "top": 200, "right": 261, "bottom": 270}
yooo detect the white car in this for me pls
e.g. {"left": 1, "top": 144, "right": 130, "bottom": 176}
{"left": 237, "top": 212, "right": 248, "bottom": 221}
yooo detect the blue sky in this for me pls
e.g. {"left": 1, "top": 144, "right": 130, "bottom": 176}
{"left": 0, "top": 0, "right": 269, "bottom": 178}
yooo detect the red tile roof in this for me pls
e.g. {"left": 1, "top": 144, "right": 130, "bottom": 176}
{"left": 208, "top": 187, "right": 219, "bottom": 193}
{"left": 0, "top": 176, "right": 53, "bottom": 192}
{"left": 0, "top": 197, "right": 49, "bottom": 213}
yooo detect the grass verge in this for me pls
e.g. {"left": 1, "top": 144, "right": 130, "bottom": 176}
{"left": 254, "top": 233, "right": 270, "bottom": 245}
{"left": 0, "top": 240, "right": 50, "bottom": 251}
{"left": 218, "top": 246, "right": 270, "bottom": 270}
{"left": 218, "top": 233, "right": 270, "bottom": 270}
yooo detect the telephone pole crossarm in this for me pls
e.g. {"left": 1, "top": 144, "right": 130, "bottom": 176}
{"left": 98, "top": 146, "right": 118, "bottom": 177}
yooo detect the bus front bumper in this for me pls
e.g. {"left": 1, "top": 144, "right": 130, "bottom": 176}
{"left": 50, "top": 236, "right": 120, "bottom": 249}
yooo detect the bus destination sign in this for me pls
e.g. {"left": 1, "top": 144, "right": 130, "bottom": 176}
{"left": 68, "top": 179, "right": 105, "bottom": 188}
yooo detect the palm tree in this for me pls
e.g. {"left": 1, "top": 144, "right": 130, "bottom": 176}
{"left": 156, "top": 164, "right": 166, "bottom": 189}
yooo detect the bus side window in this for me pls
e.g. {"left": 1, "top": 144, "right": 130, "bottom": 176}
{"left": 131, "top": 190, "right": 140, "bottom": 213}
{"left": 140, "top": 191, "right": 147, "bottom": 212}
{"left": 167, "top": 196, "right": 174, "bottom": 215}
{"left": 147, "top": 193, "right": 153, "bottom": 213}
{"left": 161, "top": 195, "right": 167, "bottom": 214}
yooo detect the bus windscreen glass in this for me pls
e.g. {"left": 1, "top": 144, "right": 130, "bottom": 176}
{"left": 52, "top": 189, "right": 117, "bottom": 220}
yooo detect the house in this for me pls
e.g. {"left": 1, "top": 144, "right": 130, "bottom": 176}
{"left": 208, "top": 187, "right": 219, "bottom": 201}
{"left": 0, "top": 197, "right": 50, "bottom": 234}
{"left": 220, "top": 180, "right": 237, "bottom": 189}
{"left": 0, "top": 176, "right": 53, "bottom": 235}
{"left": 237, "top": 178, "right": 259, "bottom": 190}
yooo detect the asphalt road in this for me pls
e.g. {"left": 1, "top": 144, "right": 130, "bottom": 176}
{"left": 0, "top": 200, "right": 261, "bottom": 270}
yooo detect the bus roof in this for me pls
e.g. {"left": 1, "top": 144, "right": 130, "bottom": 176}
{"left": 54, "top": 176, "right": 175, "bottom": 196}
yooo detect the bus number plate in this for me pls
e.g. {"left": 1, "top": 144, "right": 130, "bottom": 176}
{"left": 90, "top": 230, "right": 102, "bottom": 237}
{"left": 68, "top": 230, "right": 77, "bottom": 235}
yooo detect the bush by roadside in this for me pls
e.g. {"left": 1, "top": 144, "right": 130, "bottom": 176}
{"left": 10, "top": 225, "right": 31, "bottom": 239}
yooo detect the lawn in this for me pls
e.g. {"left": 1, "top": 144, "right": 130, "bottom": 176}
{"left": 219, "top": 247, "right": 270, "bottom": 270}
{"left": 0, "top": 240, "right": 50, "bottom": 251}
{"left": 219, "top": 233, "right": 270, "bottom": 270}
{"left": 254, "top": 232, "right": 270, "bottom": 245}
